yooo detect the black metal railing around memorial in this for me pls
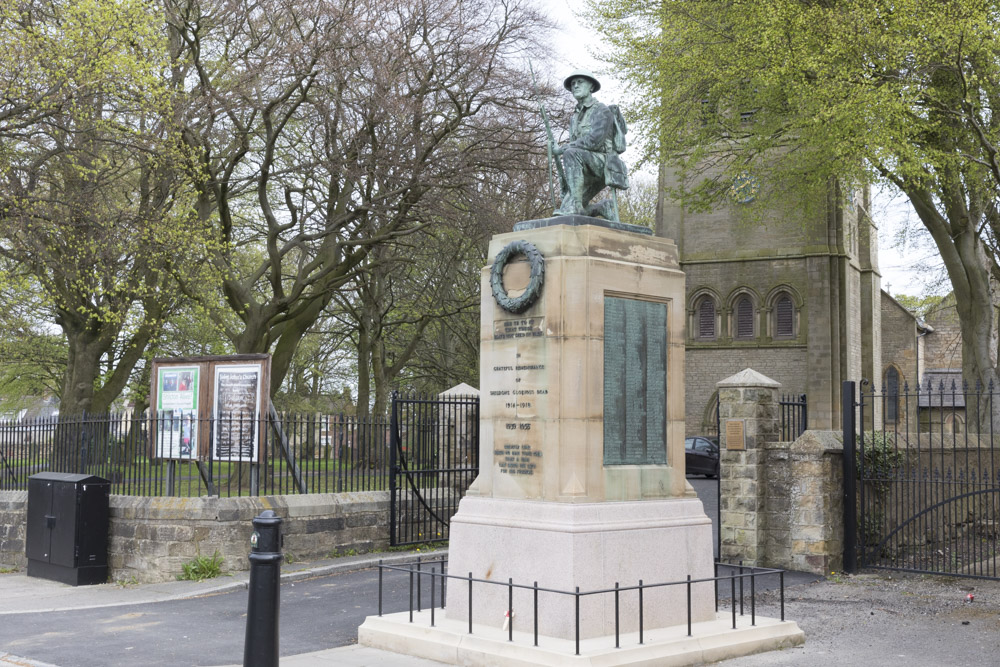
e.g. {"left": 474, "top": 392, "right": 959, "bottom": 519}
{"left": 779, "top": 393, "right": 807, "bottom": 441}
{"left": 0, "top": 395, "right": 480, "bottom": 500}
{"left": 842, "top": 379, "right": 1000, "bottom": 580}
{"left": 374, "top": 557, "right": 788, "bottom": 655}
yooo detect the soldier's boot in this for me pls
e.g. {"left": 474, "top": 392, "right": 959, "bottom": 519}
{"left": 584, "top": 198, "right": 616, "bottom": 221}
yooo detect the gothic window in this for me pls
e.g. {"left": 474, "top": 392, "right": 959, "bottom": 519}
{"left": 885, "top": 367, "right": 900, "bottom": 424}
{"left": 697, "top": 297, "right": 716, "bottom": 340}
{"left": 735, "top": 296, "right": 755, "bottom": 339}
{"left": 775, "top": 294, "right": 795, "bottom": 339}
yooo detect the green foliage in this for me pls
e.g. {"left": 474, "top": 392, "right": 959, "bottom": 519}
{"left": 857, "top": 430, "right": 903, "bottom": 546}
{"left": 590, "top": 0, "right": 999, "bottom": 199}
{"left": 0, "top": 276, "right": 65, "bottom": 409}
{"left": 857, "top": 431, "right": 903, "bottom": 487}
{"left": 892, "top": 294, "right": 949, "bottom": 320}
{"left": 177, "top": 551, "right": 224, "bottom": 582}
{"left": 0, "top": 0, "right": 212, "bottom": 414}
{"left": 616, "top": 176, "right": 657, "bottom": 230}
{"left": 589, "top": 0, "right": 1000, "bottom": 386}
{"left": 328, "top": 547, "right": 360, "bottom": 558}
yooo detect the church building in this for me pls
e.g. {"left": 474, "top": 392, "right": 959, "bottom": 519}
{"left": 655, "top": 170, "right": 953, "bottom": 436}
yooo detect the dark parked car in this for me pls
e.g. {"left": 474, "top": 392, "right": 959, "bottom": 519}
{"left": 685, "top": 436, "right": 719, "bottom": 478}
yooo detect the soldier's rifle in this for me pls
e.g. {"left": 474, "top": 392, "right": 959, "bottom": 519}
{"left": 528, "top": 62, "right": 566, "bottom": 208}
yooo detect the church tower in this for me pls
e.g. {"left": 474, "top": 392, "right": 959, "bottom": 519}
{"left": 656, "top": 166, "right": 882, "bottom": 433}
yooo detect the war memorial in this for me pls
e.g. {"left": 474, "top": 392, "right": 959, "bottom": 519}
{"left": 359, "top": 71, "right": 803, "bottom": 665}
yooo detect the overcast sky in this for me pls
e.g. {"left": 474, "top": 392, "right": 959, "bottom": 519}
{"left": 546, "top": 0, "right": 938, "bottom": 297}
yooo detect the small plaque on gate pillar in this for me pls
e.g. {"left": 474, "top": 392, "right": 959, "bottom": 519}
{"left": 725, "top": 420, "right": 746, "bottom": 451}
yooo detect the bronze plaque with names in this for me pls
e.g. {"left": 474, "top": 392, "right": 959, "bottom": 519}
{"left": 725, "top": 419, "right": 746, "bottom": 451}
{"left": 603, "top": 296, "right": 667, "bottom": 465}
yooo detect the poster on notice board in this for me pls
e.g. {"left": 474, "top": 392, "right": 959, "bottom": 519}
{"left": 212, "top": 364, "right": 262, "bottom": 463}
{"left": 155, "top": 366, "right": 199, "bottom": 459}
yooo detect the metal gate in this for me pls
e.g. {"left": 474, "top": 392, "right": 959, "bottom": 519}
{"left": 843, "top": 380, "right": 1000, "bottom": 579}
{"left": 389, "top": 392, "right": 479, "bottom": 546}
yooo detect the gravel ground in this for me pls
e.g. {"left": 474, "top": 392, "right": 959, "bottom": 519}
{"left": 716, "top": 570, "right": 1000, "bottom": 666}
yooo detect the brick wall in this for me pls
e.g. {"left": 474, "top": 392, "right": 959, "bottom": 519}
{"left": 687, "top": 347, "right": 808, "bottom": 433}
{"left": 881, "top": 293, "right": 918, "bottom": 386}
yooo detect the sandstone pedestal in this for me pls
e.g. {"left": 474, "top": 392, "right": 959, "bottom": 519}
{"left": 360, "top": 219, "right": 803, "bottom": 664}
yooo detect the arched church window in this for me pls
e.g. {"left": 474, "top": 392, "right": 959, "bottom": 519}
{"left": 697, "top": 298, "right": 716, "bottom": 340}
{"left": 735, "top": 297, "right": 755, "bottom": 339}
{"left": 775, "top": 294, "right": 795, "bottom": 339}
{"left": 885, "top": 367, "right": 900, "bottom": 424}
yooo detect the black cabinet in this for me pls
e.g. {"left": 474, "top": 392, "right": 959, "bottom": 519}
{"left": 26, "top": 472, "right": 110, "bottom": 586}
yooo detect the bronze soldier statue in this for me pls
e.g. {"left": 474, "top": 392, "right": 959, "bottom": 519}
{"left": 551, "top": 70, "right": 629, "bottom": 221}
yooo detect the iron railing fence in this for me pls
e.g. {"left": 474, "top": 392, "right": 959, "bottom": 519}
{"left": 390, "top": 392, "right": 480, "bottom": 546}
{"left": 779, "top": 393, "right": 807, "bottom": 441}
{"left": 375, "top": 557, "right": 788, "bottom": 656}
{"left": 0, "top": 411, "right": 394, "bottom": 498}
{"left": 846, "top": 379, "right": 1000, "bottom": 580}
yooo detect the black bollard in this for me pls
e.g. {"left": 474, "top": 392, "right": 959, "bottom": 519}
{"left": 244, "top": 510, "right": 283, "bottom": 667}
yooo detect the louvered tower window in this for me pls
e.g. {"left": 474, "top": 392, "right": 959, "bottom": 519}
{"left": 775, "top": 295, "right": 794, "bottom": 338}
{"left": 735, "top": 297, "right": 754, "bottom": 339}
{"left": 697, "top": 298, "right": 716, "bottom": 339}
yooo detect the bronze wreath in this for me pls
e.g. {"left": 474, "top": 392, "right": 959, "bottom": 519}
{"left": 490, "top": 240, "right": 545, "bottom": 314}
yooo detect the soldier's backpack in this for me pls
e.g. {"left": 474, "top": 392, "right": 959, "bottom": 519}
{"left": 609, "top": 104, "right": 627, "bottom": 154}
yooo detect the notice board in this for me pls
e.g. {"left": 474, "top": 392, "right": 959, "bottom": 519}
{"left": 150, "top": 354, "right": 271, "bottom": 462}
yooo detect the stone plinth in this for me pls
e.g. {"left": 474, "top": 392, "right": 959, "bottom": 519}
{"left": 445, "top": 496, "right": 714, "bottom": 640}
{"left": 469, "top": 223, "right": 689, "bottom": 503}
{"left": 445, "top": 221, "right": 714, "bottom": 639}
{"left": 360, "top": 609, "right": 804, "bottom": 667}
{"left": 361, "top": 221, "right": 803, "bottom": 661}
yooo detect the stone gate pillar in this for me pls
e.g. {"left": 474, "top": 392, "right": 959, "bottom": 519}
{"left": 717, "top": 368, "right": 780, "bottom": 565}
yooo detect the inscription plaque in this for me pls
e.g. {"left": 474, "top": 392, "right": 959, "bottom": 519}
{"left": 725, "top": 420, "right": 746, "bottom": 451}
{"left": 493, "top": 317, "right": 545, "bottom": 340}
{"left": 603, "top": 296, "right": 667, "bottom": 465}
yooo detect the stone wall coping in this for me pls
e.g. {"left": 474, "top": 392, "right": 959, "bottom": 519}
{"left": 717, "top": 368, "right": 781, "bottom": 389}
{"left": 764, "top": 431, "right": 845, "bottom": 456}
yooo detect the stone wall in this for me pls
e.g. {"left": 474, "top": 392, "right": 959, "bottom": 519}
{"left": 763, "top": 432, "right": 844, "bottom": 574}
{"left": 718, "top": 369, "right": 846, "bottom": 574}
{"left": 922, "top": 297, "right": 963, "bottom": 372}
{"left": 718, "top": 370, "right": 781, "bottom": 564}
{"left": 0, "top": 491, "right": 27, "bottom": 569}
{"left": 0, "top": 490, "right": 454, "bottom": 583}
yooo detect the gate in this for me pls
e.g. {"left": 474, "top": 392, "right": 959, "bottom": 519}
{"left": 389, "top": 392, "right": 479, "bottom": 546}
{"left": 843, "top": 380, "right": 1000, "bottom": 579}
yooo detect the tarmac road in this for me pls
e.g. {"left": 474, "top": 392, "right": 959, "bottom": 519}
{"left": 687, "top": 475, "right": 719, "bottom": 558}
{"left": 0, "top": 565, "right": 437, "bottom": 667}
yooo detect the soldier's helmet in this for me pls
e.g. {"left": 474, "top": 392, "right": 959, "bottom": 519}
{"left": 563, "top": 70, "right": 601, "bottom": 93}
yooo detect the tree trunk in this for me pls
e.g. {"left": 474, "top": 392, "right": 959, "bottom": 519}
{"left": 59, "top": 326, "right": 105, "bottom": 416}
{"left": 907, "top": 185, "right": 1000, "bottom": 431}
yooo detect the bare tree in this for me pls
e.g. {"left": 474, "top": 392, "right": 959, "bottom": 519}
{"left": 167, "top": 0, "right": 554, "bottom": 394}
